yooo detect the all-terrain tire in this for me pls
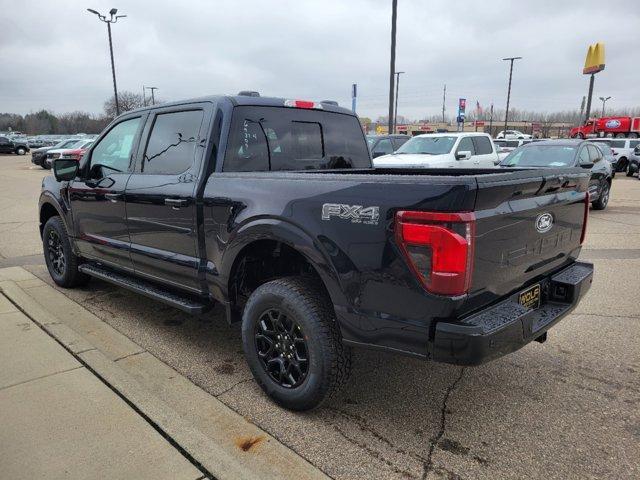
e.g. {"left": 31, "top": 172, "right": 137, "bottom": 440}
{"left": 241, "top": 276, "right": 351, "bottom": 411}
{"left": 42, "top": 216, "right": 90, "bottom": 288}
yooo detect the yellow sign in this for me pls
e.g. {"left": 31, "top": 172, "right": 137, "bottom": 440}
{"left": 583, "top": 42, "right": 605, "bottom": 75}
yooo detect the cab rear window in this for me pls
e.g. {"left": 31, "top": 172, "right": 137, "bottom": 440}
{"left": 223, "top": 106, "right": 369, "bottom": 172}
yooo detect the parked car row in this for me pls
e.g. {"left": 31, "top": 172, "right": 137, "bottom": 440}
{"left": 367, "top": 132, "right": 615, "bottom": 211}
{"left": 31, "top": 138, "right": 94, "bottom": 169}
{"left": 0, "top": 135, "right": 30, "bottom": 155}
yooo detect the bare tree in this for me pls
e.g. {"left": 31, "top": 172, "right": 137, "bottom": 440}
{"left": 103, "top": 91, "right": 146, "bottom": 119}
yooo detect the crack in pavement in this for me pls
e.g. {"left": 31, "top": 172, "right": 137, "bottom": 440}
{"left": 421, "top": 367, "right": 465, "bottom": 480}
{"left": 214, "top": 377, "right": 255, "bottom": 397}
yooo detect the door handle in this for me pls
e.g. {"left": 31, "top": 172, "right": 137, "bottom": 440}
{"left": 105, "top": 193, "right": 121, "bottom": 203}
{"left": 165, "top": 198, "right": 188, "bottom": 209}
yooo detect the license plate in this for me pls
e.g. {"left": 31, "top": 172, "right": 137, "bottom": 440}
{"left": 519, "top": 284, "right": 541, "bottom": 309}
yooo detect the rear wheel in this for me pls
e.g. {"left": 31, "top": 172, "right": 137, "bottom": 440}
{"left": 615, "top": 133, "right": 626, "bottom": 138}
{"left": 592, "top": 182, "right": 610, "bottom": 210}
{"left": 629, "top": 133, "right": 639, "bottom": 139}
{"left": 43, "top": 216, "right": 90, "bottom": 288}
{"left": 241, "top": 277, "right": 351, "bottom": 411}
{"left": 626, "top": 160, "right": 635, "bottom": 177}
{"left": 15, "top": 147, "right": 26, "bottom": 155}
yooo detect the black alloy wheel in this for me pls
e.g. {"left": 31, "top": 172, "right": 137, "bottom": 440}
{"left": 255, "top": 308, "right": 309, "bottom": 388}
{"left": 47, "top": 229, "right": 65, "bottom": 276}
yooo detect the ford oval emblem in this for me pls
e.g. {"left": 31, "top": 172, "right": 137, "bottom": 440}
{"left": 536, "top": 213, "right": 553, "bottom": 233}
{"left": 605, "top": 119, "right": 621, "bottom": 129}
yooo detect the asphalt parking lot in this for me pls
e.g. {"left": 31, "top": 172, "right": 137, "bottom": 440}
{"left": 2, "top": 154, "right": 639, "bottom": 480}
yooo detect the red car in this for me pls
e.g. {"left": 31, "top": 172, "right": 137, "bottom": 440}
{"left": 45, "top": 142, "right": 93, "bottom": 168}
{"left": 570, "top": 116, "right": 640, "bottom": 139}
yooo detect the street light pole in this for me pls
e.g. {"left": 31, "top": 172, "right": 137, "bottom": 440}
{"left": 393, "top": 71, "right": 404, "bottom": 134}
{"left": 146, "top": 86, "right": 158, "bottom": 105}
{"left": 502, "top": 56, "right": 522, "bottom": 134}
{"left": 599, "top": 96, "right": 611, "bottom": 117}
{"left": 87, "top": 8, "right": 127, "bottom": 116}
{"left": 388, "top": 0, "right": 398, "bottom": 135}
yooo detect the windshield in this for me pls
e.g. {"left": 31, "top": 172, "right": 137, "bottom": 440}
{"left": 395, "top": 136, "right": 456, "bottom": 155}
{"left": 366, "top": 136, "right": 377, "bottom": 147}
{"left": 501, "top": 145, "right": 577, "bottom": 167}
{"left": 53, "top": 139, "right": 79, "bottom": 149}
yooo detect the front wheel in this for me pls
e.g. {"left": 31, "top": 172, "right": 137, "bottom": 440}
{"left": 241, "top": 277, "right": 351, "bottom": 411}
{"left": 15, "top": 147, "right": 27, "bottom": 155}
{"left": 592, "top": 182, "right": 610, "bottom": 210}
{"left": 43, "top": 216, "right": 90, "bottom": 288}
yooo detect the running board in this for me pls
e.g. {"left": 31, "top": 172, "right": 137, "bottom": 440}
{"left": 78, "top": 264, "right": 212, "bottom": 314}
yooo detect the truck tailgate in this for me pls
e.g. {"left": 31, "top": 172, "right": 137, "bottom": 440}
{"left": 469, "top": 168, "right": 589, "bottom": 305}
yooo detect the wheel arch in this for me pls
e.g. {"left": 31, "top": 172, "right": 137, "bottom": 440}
{"left": 221, "top": 219, "right": 347, "bottom": 320}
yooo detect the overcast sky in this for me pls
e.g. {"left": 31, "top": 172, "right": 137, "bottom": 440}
{"left": 1, "top": 0, "right": 638, "bottom": 120}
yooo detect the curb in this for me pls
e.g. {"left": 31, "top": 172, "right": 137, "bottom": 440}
{"left": 0, "top": 268, "right": 329, "bottom": 480}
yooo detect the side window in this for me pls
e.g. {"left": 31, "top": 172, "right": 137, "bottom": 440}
{"left": 142, "top": 110, "right": 203, "bottom": 175}
{"left": 578, "top": 147, "right": 591, "bottom": 165}
{"left": 90, "top": 117, "right": 141, "bottom": 172}
{"left": 588, "top": 145, "right": 602, "bottom": 162}
{"left": 629, "top": 140, "right": 640, "bottom": 148}
{"left": 610, "top": 140, "right": 625, "bottom": 149}
{"left": 472, "top": 136, "right": 493, "bottom": 155}
{"left": 456, "top": 137, "right": 475, "bottom": 156}
{"left": 373, "top": 138, "right": 394, "bottom": 155}
{"left": 506, "top": 140, "right": 519, "bottom": 148}
{"left": 0, "top": 137, "right": 9, "bottom": 143}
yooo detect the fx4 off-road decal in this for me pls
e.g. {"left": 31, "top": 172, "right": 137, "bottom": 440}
{"left": 321, "top": 203, "right": 380, "bottom": 225}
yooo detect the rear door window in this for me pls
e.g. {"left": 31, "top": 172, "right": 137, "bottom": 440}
{"left": 141, "top": 110, "right": 204, "bottom": 174}
{"left": 610, "top": 140, "right": 626, "bottom": 148}
{"left": 224, "top": 106, "right": 369, "bottom": 172}
{"left": 629, "top": 140, "right": 640, "bottom": 148}
{"left": 472, "top": 136, "right": 493, "bottom": 155}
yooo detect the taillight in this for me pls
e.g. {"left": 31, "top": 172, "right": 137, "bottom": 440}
{"left": 284, "top": 99, "right": 323, "bottom": 109}
{"left": 580, "top": 192, "right": 589, "bottom": 244}
{"left": 395, "top": 211, "right": 475, "bottom": 296}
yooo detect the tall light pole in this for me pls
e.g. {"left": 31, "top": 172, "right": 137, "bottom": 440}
{"left": 599, "top": 96, "right": 611, "bottom": 117}
{"left": 502, "top": 56, "right": 522, "bottom": 134}
{"left": 388, "top": 0, "right": 398, "bottom": 134}
{"left": 145, "top": 86, "right": 158, "bottom": 105}
{"left": 87, "top": 8, "right": 126, "bottom": 116}
{"left": 393, "top": 71, "right": 404, "bottom": 134}
{"left": 442, "top": 84, "right": 446, "bottom": 124}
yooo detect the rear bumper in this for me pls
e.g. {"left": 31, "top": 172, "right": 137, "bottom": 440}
{"left": 432, "top": 261, "right": 594, "bottom": 366}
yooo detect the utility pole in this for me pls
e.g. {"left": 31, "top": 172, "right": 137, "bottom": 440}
{"left": 579, "top": 95, "right": 586, "bottom": 121}
{"left": 351, "top": 84, "right": 357, "bottom": 113}
{"left": 147, "top": 87, "right": 158, "bottom": 105}
{"left": 489, "top": 103, "right": 494, "bottom": 136}
{"left": 87, "top": 8, "right": 127, "bottom": 116}
{"left": 502, "top": 56, "right": 522, "bottom": 134}
{"left": 142, "top": 85, "right": 146, "bottom": 107}
{"left": 387, "top": 0, "right": 398, "bottom": 135}
{"left": 599, "top": 96, "right": 611, "bottom": 117}
{"left": 393, "top": 71, "right": 404, "bottom": 134}
{"left": 442, "top": 84, "right": 446, "bottom": 123}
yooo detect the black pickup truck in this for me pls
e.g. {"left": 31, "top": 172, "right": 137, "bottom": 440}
{"left": 40, "top": 94, "right": 594, "bottom": 410}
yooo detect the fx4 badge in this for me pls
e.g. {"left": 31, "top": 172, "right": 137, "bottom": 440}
{"left": 322, "top": 203, "right": 380, "bottom": 225}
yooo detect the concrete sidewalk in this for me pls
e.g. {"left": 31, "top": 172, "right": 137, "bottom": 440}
{"left": 0, "top": 292, "right": 204, "bottom": 480}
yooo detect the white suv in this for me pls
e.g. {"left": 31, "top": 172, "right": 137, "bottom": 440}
{"left": 373, "top": 132, "right": 499, "bottom": 169}
{"left": 590, "top": 138, "right": 640, "bottom": 174}
{"left": 496, "top": 129, "right": 532, "bottom": 140}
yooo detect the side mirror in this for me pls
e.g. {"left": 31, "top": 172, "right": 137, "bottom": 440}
{"left": 372, "top": 151, "right": 384, "bottom": 158}
{"left": 456, "top": 150, "right": 471, "bottom": 160}
{"left": 53, "top": 159, "right": 79, "bottom": 182}
{"left": 580, "top": 161, "right": 594, "bottom": 169}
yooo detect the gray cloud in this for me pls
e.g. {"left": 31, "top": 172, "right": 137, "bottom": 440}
{"left": 1, "top": 0, "right": 638, "bottom": 120}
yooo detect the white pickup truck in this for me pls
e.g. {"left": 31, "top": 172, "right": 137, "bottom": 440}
{"left": 373, "top": 132, "right": 500, "bottom": 168}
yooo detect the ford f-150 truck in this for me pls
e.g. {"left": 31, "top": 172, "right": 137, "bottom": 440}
{"left": 40, "top": 94, "right": 594, "bottom": 410}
